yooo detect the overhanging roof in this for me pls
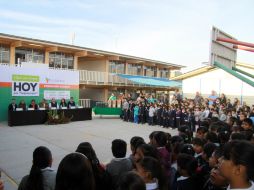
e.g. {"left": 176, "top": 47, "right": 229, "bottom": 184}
{"left": 0, "top": 33, "right": 185, "bottom": 69}
{"left": 116, "top": 74, "right": 182, "bottom": 88}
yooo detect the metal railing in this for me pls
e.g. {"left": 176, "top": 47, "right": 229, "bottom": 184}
{"left": 79, "top": 99, "right": 115, "bottom": 108}
{"left": 79, "top": 99, "right": 91, "bottom": 108}
{"left": 79, "top": 70, "right": 158, "bottom": 87}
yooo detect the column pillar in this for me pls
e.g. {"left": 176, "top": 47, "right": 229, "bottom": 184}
{"left": 156, "top": 66, "right": 160, "bottom": 77}
{"left": 104, "top": 88, "right": 109, "bottom": 102}
{"left": 105, "top": 60, "right": 109, "bottom": 84}
{"left": 141, "top": 64, "right": 145, "bottom": 76}
{"left": 45, "top": 50, "right": 49, "bottom": 65}
{"left": 10, "top": 45, "right": 15, "bottom": 65}
{"left": 74, "top": 55, "right": 78, "bottom": 70}
{"left": 125, "top": 62, "right": 128, "bottom": 74}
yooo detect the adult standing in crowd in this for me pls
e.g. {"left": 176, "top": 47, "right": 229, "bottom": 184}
{"left": 208, "top": 90, "right": 218, "bottom": 106}
{"left": 194, "top": 92, "right": 202, "bottom": 105}
{"left": 148, "top": 104, "right": 155, "bottom": 126}
{"left": 122, "top": 99, "right": 129, "bottom": 121}
{"left": 108, "top": 93, "right": 116, "bottom": 101}
{"left": 175, "top": 89, "right": 182, "bottom": 103}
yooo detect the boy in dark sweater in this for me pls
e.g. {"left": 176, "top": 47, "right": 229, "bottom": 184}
{"left": 106, "top": 139, "right": 133, "bottom": 189}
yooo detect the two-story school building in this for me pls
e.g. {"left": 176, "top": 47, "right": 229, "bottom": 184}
{"left": 0, "top": 33, "right": 184, "bottom": 103}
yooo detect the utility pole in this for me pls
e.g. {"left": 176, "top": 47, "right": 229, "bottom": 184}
{"left": 70, "top": 32, "right": 76, "bottom": 45}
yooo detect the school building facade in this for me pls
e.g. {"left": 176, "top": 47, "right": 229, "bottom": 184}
{"left": 0, "top": 33, "right": 184, "bottom": 104}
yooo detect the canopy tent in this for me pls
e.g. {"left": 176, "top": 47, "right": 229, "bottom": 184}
{"left": 116, "top": 74, "right": 182, "bottom": 88}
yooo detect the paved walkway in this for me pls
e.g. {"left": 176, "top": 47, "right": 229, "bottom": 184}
{"left": 0, "top": 117, "right": 177, "bottom": 190}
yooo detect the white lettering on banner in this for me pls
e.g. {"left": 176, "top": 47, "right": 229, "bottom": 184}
{"left": 44, "top": 91, "right": 70, "bottom": 100}
{"left": 43, "top": 84, "right": 73, "bottom": 89}
{"left": 12, "top": 82, "right": 39, "bottom": 96}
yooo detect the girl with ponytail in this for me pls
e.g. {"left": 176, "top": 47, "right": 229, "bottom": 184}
{"left": 18, "top": 146, "right": 55, "bottom": 190}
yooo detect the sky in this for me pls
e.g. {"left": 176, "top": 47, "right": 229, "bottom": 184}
{"left": 0, "top": 0, "right": 254, "bottom": 71}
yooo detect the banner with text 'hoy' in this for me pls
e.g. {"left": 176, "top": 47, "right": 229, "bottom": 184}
{"left": 12, "top": 74, "right": 40, "bottom": 96}
{"left": 0, "top": 65, "right": 79, "bottom": 121}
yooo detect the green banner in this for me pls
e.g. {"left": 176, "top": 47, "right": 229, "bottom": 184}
{"left": 12, "top": 75, "right": 40, "bottom": 82}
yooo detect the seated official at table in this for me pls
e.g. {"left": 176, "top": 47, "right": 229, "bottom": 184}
{"left": 67, "top": 97, "right": 76, "bottom": 108}
{"left": 8, "top": 98, "right": 18, "bottom": 111}
{"left": 39, "top": 98, "right": 49, "bottom": 110}
{"left": 49, "top": 98, "right": 59, "bottom": 109}
{"left": 28, "top": 99, "right": 38, "bottom": 110}
{"left": 60, "top": 98, "right": 67, "bottom": 108}
{"left": 18, "top": 99, "right": 27, "bottom": 111}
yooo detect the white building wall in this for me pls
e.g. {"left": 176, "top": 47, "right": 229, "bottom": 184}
{"left": 182, "top": 66, "right": 254, "bottom": 105}
{"left": 78, "top": 58, "right": 107, "bottom": 72}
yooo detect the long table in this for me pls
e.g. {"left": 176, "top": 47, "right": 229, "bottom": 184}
{"left": 93, "top": 107, "right": 122, "bottom": 115}
{"left": 8, "top": 108, "right": 92, "bottom": 126}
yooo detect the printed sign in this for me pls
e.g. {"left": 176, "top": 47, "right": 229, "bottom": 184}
{"left": 0, "top": 65, "right": 79, "bottom": 121}
{"left": 44, "top": 90, "right": 70, "bottom": 100}
{"left": 12, "top": 74, "right": 39, "bottom": 96}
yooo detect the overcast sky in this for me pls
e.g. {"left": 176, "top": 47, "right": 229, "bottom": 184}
{"left": 1, "top": 0, "right": 254, "bottom": 70}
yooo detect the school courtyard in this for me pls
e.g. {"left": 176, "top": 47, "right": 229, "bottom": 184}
{"left": 0, "top": 116, "right": 177, "bottom": 190}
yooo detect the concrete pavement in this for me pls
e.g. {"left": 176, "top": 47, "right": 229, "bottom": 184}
{"left": 0, "top": 117, "right": 177, "bottom": 190}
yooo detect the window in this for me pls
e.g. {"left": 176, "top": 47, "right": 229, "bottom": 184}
{"left": 15, "top": 48, "right": 44, "bottom": 64}
{"left": 128, "top": 64, "right": 142, "bottom": 75}
{"left": 144, "top": 66, "right": 156, "bottom": 77}
{"left": 109, "top": 61, "right": 125, "bottom": 74}
{"left": 49, "top": 52, "right": 74, "bottom": 69}
{"left": 159, "top": 68, "right": 169, "bottom": 78}
{"left": 0, "top": 44, "right": 10, "bottom": 64}
{"left": 16, "top": 48, "right": 44, "bottom": 64}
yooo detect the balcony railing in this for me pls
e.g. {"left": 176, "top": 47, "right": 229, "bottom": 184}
{"left": 79, "top": 70, "right": 162, "bottom": 87}
{"left": 79, "top": 99, "right": 91, "bottom": 108}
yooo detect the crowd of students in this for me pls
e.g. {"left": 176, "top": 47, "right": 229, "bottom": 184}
{"left": 1, "top": 91, "right": 254, "bottom": 190}
{"left": 121, "top": 91, "right": 254, "bottom": 133}
{"left": 6, "top": 124, "right": 254, "bottom": 190}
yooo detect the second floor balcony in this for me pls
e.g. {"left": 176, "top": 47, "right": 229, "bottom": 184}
{"left": 79, "top": 70, "right": 181, "bottom": 88}
{"left": 79, "top": 69, "right": 147, "bottom": 87}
